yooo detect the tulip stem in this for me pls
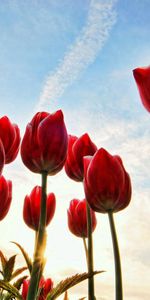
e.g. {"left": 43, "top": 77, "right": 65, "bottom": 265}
{"left": 27, "top": 171, "right": 48, "bottom": 300}
{"left": 108, "top": 211, "right": 123, "bottom": 300}
{"left": 83, "top": 237, "right": 88, "bottom": 266}
{"left": 86, "top": 202, "right": 96, "bottom": 300}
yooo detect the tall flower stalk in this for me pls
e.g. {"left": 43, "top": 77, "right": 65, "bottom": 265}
{"left": 64, "top": 133, "right": 98, "bottom": 299}
{"left": 86, "top": 202, "right": 96, "bottom": 300}
{"left": 67, "top": 198, "right": 97, "bottom": 299}
{"left": 108, "top": 211, "right": 122, "bottom": 300}
{"left": 21, "top": 110, "right": 68, "bottom": 299}
{"left": 27, "top": 171, "right": 48, "bottom": 300}
{"left": 83, "top": 237, "right": 88, "bottom": 265}
{"left": 83, "top": 148, "right": 132, "bottom": 300}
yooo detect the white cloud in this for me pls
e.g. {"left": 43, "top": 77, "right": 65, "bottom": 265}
{"left": 35, "top": 0, "right": 117, "bottom": 111}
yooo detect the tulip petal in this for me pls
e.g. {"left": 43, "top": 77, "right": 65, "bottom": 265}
{"left": 23, "top": 186, "right": 56, "bottom": 231}
{"left": 83, "top": 148, "right": 131, "bottom": 213}
{"left": 0, "top": 116, "right": 20, "bottom": 164}
{"left": 67, "top": 198, "right": 97, "bottom": 238}
{"left": 38, "top": 110, "right": 68, "bottom": 174}
{"left": 0, "top": 176, "right": 12, "bottom": 220}
{"left": 133, "top": 66, "right": 150, "bottom": 112}
{"left": 65, "top": 133, "right": 97, "bottom": 182}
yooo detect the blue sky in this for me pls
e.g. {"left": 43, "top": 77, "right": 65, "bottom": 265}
{"left": 0, "top": 0, "right": 150, "bottom": 299}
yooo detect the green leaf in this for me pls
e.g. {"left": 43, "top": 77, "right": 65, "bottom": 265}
{"left": 2, "top": 294, "right": 13, "bottom": 300}
{"left": 0, "top": 270, "right": 4, "bottom": 276}
{"left": 4, "top": 255, "right": 16, "bottom": 281}
{"left": 0, "top": 295, "right": 6, "bottom": 300}
{"left": 11, "top": 267, "right": 27, "bottom": 280}
{"left": 46, "top": 271, "right": 103, "bottom": 300}
{"left": 63, "top": 291, "right": 69, "bottom": 300}
{"left": 11, "top": 242, "right": 32, "bottom": 274}
{"left": 0, "top": 280, "right": 22, "bottom": 299}
{"left": 4, "top": 275, "right": 28, "bottom": 300}
{"left": 0, "top": 250, "right": 7, "bottom": 273}
{"left": 13, "top": 275, "right": 28, "bottom": 291}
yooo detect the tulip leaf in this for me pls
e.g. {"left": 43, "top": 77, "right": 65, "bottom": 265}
{"left": 3, "top": 275, "right": 28, "bottom": 300}
{"left": 11, "top": 242, "right": 32, "bottom": 274}
{"left": 0, "top": 250, "right": 7, "bottom": 273}
{"left": 13, "top": 275, "right": 28, "bottom": 291}
{"left": 63, "top": 291, "right": 69, "bottom": 300}
{"left": 11, "top": 266, "right": 27, "bottom": 280}
{"left": 2, "top": 294, "right": 14, "bottom": 300}
{"left": 46, "top": 271, "right": 103, "bottom": 300}
{"left": 3, "top": 255, "right": 16, "bottom": 281}
{"left": 0, "top": 280, "right": 22, "bottom": 299}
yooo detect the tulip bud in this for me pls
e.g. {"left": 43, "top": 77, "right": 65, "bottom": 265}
{"left": 0, "top": 116, "right": 20, "bottom": 163}
{"left": 67, "top": 198, "right": 97, "bottom": 238}
{"left": 65, "top": 133, "right": 97, "bottom": 182}
{"left": 0, "top": 175, "right": 12, "bottom": 220}
{"left": 21, "top": 110, "right": 68, "bottom": 175}
{"left": 83, "top": 148, "right": 132, "bottom": 213}
{"left": 133, "top": 66, "right": 150, "bottom": 112}
{"left": 23, "top": 186, "right": 56, "bottom": 231}
{"left": 22, "top": 277, "right": 53, "bottom": 300}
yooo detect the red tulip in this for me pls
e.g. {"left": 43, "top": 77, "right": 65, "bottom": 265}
{"left": 22, "top": 277, "right": 53, "bottom": 300}
{"left": 133, "top": 66, "right": 150, "bottom": 112}
{"left": 67, "top": 199, "right": 97, "bottom": 238}
{"left": 83, "top": 148, "right": 132, "bottom": 213}
{"left": 21, "top": 110, "right": 68, "bottom": 174}
{"left": 23, "top": 186, "right": 56, "bottom": 231}
{"left": 0, "top": 116, "right": 20, "bottom": 163}
{"left": 0, "top": 140, "right": 5, "bottom": 174}
{"left": 0, "top": 175, "right": 12, "bottom": 220}
{"left": 65, "top": 133, "right": 97, "bottom": 182}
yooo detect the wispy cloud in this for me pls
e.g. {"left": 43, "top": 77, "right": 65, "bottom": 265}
{"left": 36, "top": 0, "right": 117, "bottom": 111}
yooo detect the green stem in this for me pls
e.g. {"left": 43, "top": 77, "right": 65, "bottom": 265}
{"left": 86, "top": 201, "right": 96, "bottom": 300}
{"left": 108, "top": 211, "right": 123, "bottom": 300}
{"left": 33, "top": 231, "right": 38, "bottom": 255}
{"left": 27, "top": 171, "right": 48, "bottom": 300}
{"left": 0, "top": 288, "right": 3, "bottom": 298}
{"left": 83, "top": 237, "right": 88, "bottom": 266}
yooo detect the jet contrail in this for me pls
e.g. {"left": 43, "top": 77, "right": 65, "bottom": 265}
{"left": 36, "top": 0, "right": 117, "bottom": 111}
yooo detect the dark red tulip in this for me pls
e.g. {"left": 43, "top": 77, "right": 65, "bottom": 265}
{"left": 67, "top": 198, "right": 97, "bottom": 238}
{"left": 23, "top": 186, "right": 56, "bottom": 231}
{"left": 65, "top": 133, "right": 97, "bottom": 182}
{"left": 22, "top": 277, "right": 53, "bottom": 300}
{"left": 21, "top": 110, "right": 68, "bottom": 174}
{"left": 0, "top": 140, "right": 5, "bottom": 174}
{"left": 0, "top": 175, "right": 12, "bottom": 220}
{"left": 0, "top": 116, "right": 20, "bottom": 163}
{"left": 133, "top": 66, "right": 150, "bottom": 112}
{"left": 83, "top": 148, "right": 132, "bottom": 213}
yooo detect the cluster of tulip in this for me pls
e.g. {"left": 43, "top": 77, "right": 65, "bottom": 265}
{"left": 0, "top": 65, "right": 148, "bottom": 300}
{"left": 0, "top": 116, "right": 20, "bottom": 221}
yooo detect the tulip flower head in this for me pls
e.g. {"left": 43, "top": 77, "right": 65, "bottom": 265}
{"left": 133, "top": 66, "right": 150, "bottom": 112}
{"left": 23, "top": 186, "right": 56, "bottom": 231}
{"left": 83, "top": 148, "right": 132, "bottom": 213}
{"left": 21, "top": 110, "right": 68, "bottom": 174}
{"left": 0, "top": 116, "right": 20, "bottom": 164}
{"left": 65, "top": 133, "right": 97, "bottom": 182}
{"left": 0, "top": 175, "right": 12, "bottom": 220}
{"left": 22, "top": 277, "right": 53, "bottom": 300}
{"left": 67, "top": 198, "right": 97, "bottom": 238}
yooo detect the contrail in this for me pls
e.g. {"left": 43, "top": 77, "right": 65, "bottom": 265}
{"left": 36, "top": 0, "right": 117, "bottom": 111}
